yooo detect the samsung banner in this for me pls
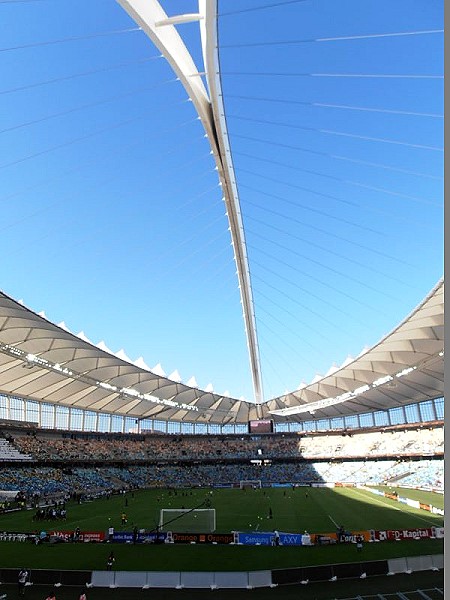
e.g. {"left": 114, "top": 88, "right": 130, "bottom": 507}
{"left": 237, "top": 531, "right": 306, "bottom": 546}
{"left": 237, "top": 532, "right": 274, "bottom": 545}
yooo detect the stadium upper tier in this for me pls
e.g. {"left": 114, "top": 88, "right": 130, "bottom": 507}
{"left": 0, "top": 458, "right": 444, "bottom": 499}
{"left": 0, "top": 279, "right": 443, "bottom": 424}
{"left": 0, "top": 421, "right": 444, "bottom": 497}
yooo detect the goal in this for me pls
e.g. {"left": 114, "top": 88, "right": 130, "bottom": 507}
{"left": 159, "top": 508, "right": 216, "bottom": 533}
{"left": 239, "top": 480, "right": 262, "bottom": 489}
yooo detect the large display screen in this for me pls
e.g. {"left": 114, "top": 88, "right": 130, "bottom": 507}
{"left": 248, "top": 419, "right": 274, "bottom": 434}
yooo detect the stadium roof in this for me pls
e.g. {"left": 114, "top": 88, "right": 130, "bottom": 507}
{"left": 0, "top": 279, "right": 443, "bottom": 425}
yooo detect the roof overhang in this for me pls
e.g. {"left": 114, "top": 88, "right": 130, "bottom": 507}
{"left": 0, "top": 279, "right": 443, "bottom": 424}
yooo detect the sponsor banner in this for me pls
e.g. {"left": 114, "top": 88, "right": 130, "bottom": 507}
{"left": 170, "top": 532, "right": 234, "bottom": 544}
{"left": 406, "top": 498, "right": 420, "bottom": 509}
{"left": 434, "top": 527, "right": 444, "bottom": 538}
{"left": 112, "top": 531, "right": 166, "bottom": 543}
{"left": 112, "top": 532, "right": 133, "bottom": 543}
{"left": 279, "top": 532, "right": 303, "bottom": 546}
{"left": 0, "top": 531, "right": 34, "bottom": 539}
{"left": 385, "top": 493, "right": 398, "bottom": 501}
{"left": 140, "top": 532, "right": 167, "bottom": 543}
{"left": 431, "top": 506, "right": 444, "bottom": 516}
{"left": 82, "top": 531, "right": 105, "bottom": 543}
{"left": 369, "top": 527, "right": 435, "bottom": 542}
{"left": 50, "top": 530, "right": 105, "bottom": 542}
{"left": 237, "top": 531, "right": 308, "bottom": 546}
{"left": 337, "top": 530, "right": 369, "bottom": 544}
{"left": 271, "top": 483, "right": 292, "bottom": 488}
{"left": 312, "top": 530, "right": 375, "bottom": 544}
{"left": 237, "top": 532, "right": 273, "bottom": 545}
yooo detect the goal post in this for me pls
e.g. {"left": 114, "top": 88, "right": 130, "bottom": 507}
{"left": 239, "top": 480, "right": 262, "bottom": 489}
{"left": 159, "top": 508, "right": 216, "bottom": 533}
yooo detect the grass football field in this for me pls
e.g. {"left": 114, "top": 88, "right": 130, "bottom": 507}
{"left": 0, "top": 486, "right": 443, "bottom": 572}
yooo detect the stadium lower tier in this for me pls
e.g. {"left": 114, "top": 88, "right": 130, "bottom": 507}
{"left": 0, "top": 459, "right": 443, "bottom": 500}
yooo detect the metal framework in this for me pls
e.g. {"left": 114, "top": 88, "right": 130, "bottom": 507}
{"left": 116, "top": 0, "right": 264, "bottom": 404}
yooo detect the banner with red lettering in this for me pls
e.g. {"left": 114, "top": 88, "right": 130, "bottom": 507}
{"left": 50, "top": 530, "right": 105, "bottom": 542}
{"left": 368, "top": 527, "right": 438, "bottom": 542}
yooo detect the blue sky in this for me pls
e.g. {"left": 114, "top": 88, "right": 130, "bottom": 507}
{"left": 0, "top": 0, "right": 443, "bottom": 402}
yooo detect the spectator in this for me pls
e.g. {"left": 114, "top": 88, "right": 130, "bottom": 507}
{"left": 106, "top": 552, "right": 115, "bottom": 571}
{"left": 18, "top": 568, "right": 29, "bottom": 596}
{"left": 108, "top": 524, "right": 114, "bottom": 542}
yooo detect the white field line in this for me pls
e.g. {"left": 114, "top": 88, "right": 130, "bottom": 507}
{"left": 328, "top": 514, "right": 339, "bottom": 528}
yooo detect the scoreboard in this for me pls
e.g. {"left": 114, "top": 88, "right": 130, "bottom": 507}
{"left": 248, "top": 419, "right": 274, "bottom": 434}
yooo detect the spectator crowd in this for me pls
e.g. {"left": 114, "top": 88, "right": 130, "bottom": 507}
{"left": 0, "top": 424, "right": 443, "bottom": 505}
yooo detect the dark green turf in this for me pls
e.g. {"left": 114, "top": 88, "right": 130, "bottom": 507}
{"left": 0, "top": 487, "right": 443, "bottom": 535}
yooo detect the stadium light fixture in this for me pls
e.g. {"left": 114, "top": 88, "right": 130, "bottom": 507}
{"left": 396, "top": 366, "right": 416, "bottom": 378}
{"left": 372, "top": 375, "right": 393, "bottom": 387}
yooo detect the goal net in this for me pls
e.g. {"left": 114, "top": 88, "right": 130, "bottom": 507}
{"left": 159, "top": 508, "right": 216, "bottom": 533}
{"left": 239, "top": 480, "right": 262, "bottom": 489}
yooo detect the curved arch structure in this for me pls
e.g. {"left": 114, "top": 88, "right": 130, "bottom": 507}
{"left": 117, "top": 0, "right": 263, "bottom": 404}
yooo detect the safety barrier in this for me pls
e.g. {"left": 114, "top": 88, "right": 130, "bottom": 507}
{"left": 90, "top": 569, "right": 273, "bottom": 589}
{"left": 0, "top": 554, "right": 443, "bottom": 590}
{"left": 387, "top": 553, "right": 443, "bottom": 575}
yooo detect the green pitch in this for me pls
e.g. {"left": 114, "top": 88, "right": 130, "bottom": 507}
{"left": 0, "top": 486, "right": 444, "bottom": 534}
{"left": 0, "top": 486, "right": 443, "bottom": 572}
